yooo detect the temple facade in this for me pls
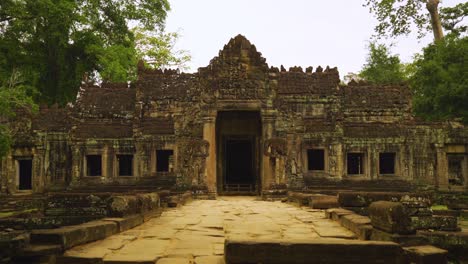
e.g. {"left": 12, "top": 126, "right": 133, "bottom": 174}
{"left": 1, "top": 35, "right": 467, "bottom": 195}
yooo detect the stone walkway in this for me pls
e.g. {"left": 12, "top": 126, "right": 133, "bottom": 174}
{"left": 63, "top": 196, "right": 356, "bottom": 264}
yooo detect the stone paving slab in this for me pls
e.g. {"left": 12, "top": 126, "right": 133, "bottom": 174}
{"left": 62, "top": 196, "right": 355, "bottom": 263}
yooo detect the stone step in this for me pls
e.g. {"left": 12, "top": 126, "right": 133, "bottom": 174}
{"left": 20, "top": 244, "right": 63, "bottom": 257}
{"left": 225, "top": 238, "right": 405, "bottom": 264}
{"left": 30, "top": 220, "right": 118, "bottom": 250}
{"left": 403, "top": 245, "right": 448, "bottom": 264}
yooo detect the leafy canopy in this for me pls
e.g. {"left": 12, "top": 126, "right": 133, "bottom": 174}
{"left": 410, "top": 35, "right": 468, "bottom": 123}
{"left": 0, "top": 0, "right": 178, "bottom": 105}
{"left": 0, "top": 70, "right": 38, "bottom": 157}
{"left": 359, "top": 42, "right": 408, "bottom": 84}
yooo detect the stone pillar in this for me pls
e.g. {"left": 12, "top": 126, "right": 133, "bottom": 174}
{"left": 436, "top": 146, "right": 449, "bottom": 191}
{"left": 261, "top": 112, "right": 275, "bottom": 190}
{"left": 203, "top": 115, "right": 217, "bottom": 193}
{"left": 32, "top": 147, "right": 45, "bottom": 193}
{"left": 71, "top": 144, "right": 84, "bottom": 185}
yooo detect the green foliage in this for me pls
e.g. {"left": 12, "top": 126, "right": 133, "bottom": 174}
{"left": 0, "top": 0, "right": 172, "bottom": 105}
{"left": 440, "top": 2, "right": 468, "bottom": 36}
{"left": 134, "top": 28, "right": 191, "bottom": 70}
{"left": 0, "top": 70, "right": 38, "bottom": 157}
{"left": 363, "top": 0, "right": 430, "bottom": 39}
{"left": 359, "top": 42, "right": 408, "bottom": 84}
{"left": 410, "top": 36, "right": 468, "bottom": 123}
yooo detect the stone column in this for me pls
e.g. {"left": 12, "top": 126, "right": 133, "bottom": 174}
{"left": 32, "top": 147, "right": 45, "bottom": 193}
{"left": 71, "top": 144, "right": 83, "bottom": 185}
{"left": 261, "top": 112, "right": 276, "bottom": 190}
{"left": 436, "top": 145, "right": 449, "bottom": 190}
{"left": 203, "top": 115, "right": 217, "bottom": 193}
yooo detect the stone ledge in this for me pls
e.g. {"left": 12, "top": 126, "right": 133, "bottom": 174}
{"left": 30, "top": 220, "right": 118, "bottom": 250}
{"left": 225, "top": 238, "right": 405, "bottom": 264}
{"left": 403, "top": 245, "right": 448, "bottom": 264}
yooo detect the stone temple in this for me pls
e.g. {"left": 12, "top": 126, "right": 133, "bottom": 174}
{"left": 1, "top": 34, "right": 467, "bottom": 195}
{"left": 1, "top": 35, "right": 468, "bottom": 263}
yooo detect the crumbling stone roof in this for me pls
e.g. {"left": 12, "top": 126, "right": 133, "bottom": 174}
{"left": 277, "top": 66, "right": 340, "bottom": 95}
{"left": 32, "top": 105, "right": 71, "bottom": 132}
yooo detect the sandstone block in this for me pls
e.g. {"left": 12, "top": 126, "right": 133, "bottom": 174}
{"left": 225, "top": 238, "right": 404, "bottom": 264}
{"left": 31, "top": 220, "right": 118, "bottom": 249}
{"left": 368, "top": 201, "right": 413, "bottom": 234}
{"left": 310, "top": 195, "right": 339, "bottom": 209}
{"left": 403, "top": 245, "right": 448, "bottom": 264}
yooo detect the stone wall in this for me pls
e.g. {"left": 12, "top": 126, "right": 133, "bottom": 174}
{"left": 1, "top": 34, "right": 467, "bottom": 195}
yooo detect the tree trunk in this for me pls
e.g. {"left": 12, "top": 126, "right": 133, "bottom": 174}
{"left": 426, "top": 0, "right": 444, "bottom": 41}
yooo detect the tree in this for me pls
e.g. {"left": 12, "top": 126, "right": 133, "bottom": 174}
{"left": 0, "top": 0, "right": 172, "bottom": 104}
{"left": 134, "top": 28, "right": 191, "bottom": 71}
{"left": 410, "top": 35, "right": 468, "bottom": 123}
{"left": 359, "top": 42, "right": 408, "bottom": 84}
{"left": 364, "top": 0, "right": 447, "bottom": 41}
{"left": 0, "top": 69, "right": 38, "bottom": 158}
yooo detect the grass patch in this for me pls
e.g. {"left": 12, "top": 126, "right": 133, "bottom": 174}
{"left": 431, "top": 204, "right": 449, "bottom": 210}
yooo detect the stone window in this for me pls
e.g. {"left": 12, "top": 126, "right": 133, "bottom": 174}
{"left": 379, "top": 152, "right": 396, "bottom": 174}
{"left": 86, "top": 155, "right": 102, "bottom": 176}
{"left": 347, "top": 153, "right": 364, "bottom": 175}
{"left": 448, "top": 154, "right": 464, "bottom": 186}
{"left": 307, "top": 149, "right": 325, "bottom": 171}
{"left": 18, "top": 159, "right": 32, "bottom": 190}
{"left": 117, "top": 155, "right": 133, "bottom": 176}
{"left": 157, "top": 150, "right": 173, "bottom": 172}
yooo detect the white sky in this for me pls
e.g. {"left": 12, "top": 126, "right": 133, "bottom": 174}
{"left": 165, "top": 0, "right": 464, "bottom": 78}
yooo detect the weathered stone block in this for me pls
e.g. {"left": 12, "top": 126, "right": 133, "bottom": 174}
{"left": 225, "top": 238, "right": 405, "bottom": 264}
{"left": 31, "top": 220, "right": 118, "bottom": 249}
{"left": 368, "top": 201, "right": 413, "bottom": 235}
{"left": 310, "top": 195, "right": 339, "bottom": 209}
{"left": 136, "top": 192, "right": 160, "bottom": 214}
{"left": 418, "top": 230, "right": 468, "bottom": 261}
{"left": 107, "top": 195, "right": 139, "bottom": 217}
{"left": 411, "top": 216, "right": 459, "bottom": 231}
{"left": 403, "top": 245, "right": 448, "bottom": 264}
{"left": 370, "top": 228, "right": 428, "bottom": 246}
{"left": 324, "top": 208, "right": 354, "bottom": 221}
{"left": 339, "top": 214, "right": 372, "bottom": 239}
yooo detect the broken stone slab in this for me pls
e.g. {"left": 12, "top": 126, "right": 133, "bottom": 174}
{"left": 324, "top": 208, "right": 354, "bottom": 221}
{"left": 403, "top": 245, "right": 448, "bottom": 264}
{"left": 30, "top": 220, "right": 118, "bottom": 250}
{"left": 310, "top": 195, "right": 339, "bottom": 209}
{"left": 370, "top": 228, "right": 428, "bottom": 247}
{"left": 368, "top": 201, "right": 414, "bottom": 235}
{"left": 225, "top": 238, "right": 405, "bottom": 264}
{"left": 137, "top": 192, "right": 160, "bottom": 215}
{"left": 411, "top": 215, "right": 459, "bottom": 231}
{"left": 339, "top": 214, "right": 372, "bottom": 240}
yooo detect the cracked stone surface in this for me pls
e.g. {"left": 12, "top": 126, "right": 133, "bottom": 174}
{"left": 63, "top": 196, "right": 355, "bottom": 263}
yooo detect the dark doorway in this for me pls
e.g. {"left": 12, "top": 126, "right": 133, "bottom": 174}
{"left": 18, "top": 159, "right": 32, "bottom": 190}
{"left": 156, "top": 150, "right": 173, "bottom": 172}
{"left": 118, "top": 155, "right": 133, "bottom": 176}
{"left": 347, "top": 153, "right": 364, "bottom": 175}
{"left": 379, "top": 153, "right": 396, "bottom": 174}
{"left": 308, "top": 149, "right": 325, "bottom": 171}
{"left": 86, "top": 155, "right": 102, "bottom": 176}
{"left": 216, "top": 111, "right": 261, "bottom": 193}
{"left": 225, "top": 138, "right": 254, "bottom": 185}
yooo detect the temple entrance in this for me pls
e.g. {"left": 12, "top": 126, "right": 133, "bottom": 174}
{"left": 18, "top": 159, "right": 32, "bottom": 190}
{"left": 216, "top": 111, "right": 261, "bottom": 194}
